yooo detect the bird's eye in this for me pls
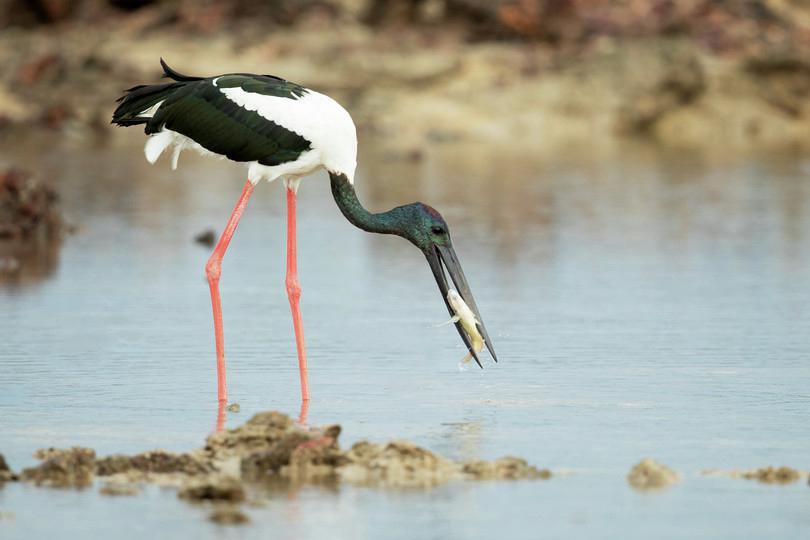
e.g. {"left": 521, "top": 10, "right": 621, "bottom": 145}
{"left": 431, "top": 226, "right": 445, "bottom": 235}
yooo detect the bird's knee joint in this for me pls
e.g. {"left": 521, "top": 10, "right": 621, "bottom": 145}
{"left": 205, "top": 259, "right": 221, "bottom": 283}
{"left": 285, "top": 278, "right": 301, "bottom": 299}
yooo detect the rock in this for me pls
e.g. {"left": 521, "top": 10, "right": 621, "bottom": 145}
{"left": 226, "top": 403, "right": 240, "bottom": 413}
{"left": 463, "top": 457, "right": 551, "bottom": 480}
{"left": 96, "top": 450, "right": 212, "bottom": 476}
{"left": 21, "top": 447, "right": 96, "bottom": 488}
{"left": 178, "top": 476, "right": 246, "bottom": 503}
{"left": 194, "top": 229, "right": 216, "bottom": 247}
{"left": 0, "top": 453, "right": 18, "bottom": 483}
{"left": 742, "top": 466, "right": 801, "bottom": 485}
{"left": 209, "top": 506, "right": 250, "bottom": 525}
{"left": 627, "top": 458, "right": 679, "bottom": 490}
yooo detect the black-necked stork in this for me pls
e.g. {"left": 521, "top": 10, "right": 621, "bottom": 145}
{"left": 112, "top": 59, "right": 496, "bottom": 406}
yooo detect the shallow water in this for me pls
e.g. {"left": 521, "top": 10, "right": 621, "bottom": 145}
{"left": 1, "top": 134, "right": 809, "bottom": 538}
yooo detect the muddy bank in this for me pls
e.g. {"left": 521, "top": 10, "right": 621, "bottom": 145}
{"left": 9, "top": 410, "right": 549, "bottom": 523}
{"left": 2, "top": 2, "right": 810, "bottom": 155}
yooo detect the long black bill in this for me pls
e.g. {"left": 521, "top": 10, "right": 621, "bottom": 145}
{"left": 426, "top": 243, "right": 498, "bottom": 367}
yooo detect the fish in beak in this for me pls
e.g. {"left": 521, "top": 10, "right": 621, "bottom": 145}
{"left": 426, "top": 243, "right": 497, "bottom": 368}
{"left": 444, "top": 289, "right": 485, "bottom": 366}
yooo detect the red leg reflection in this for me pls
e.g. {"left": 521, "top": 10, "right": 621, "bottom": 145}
{"left": 215, "top": 399, "right": 226, "bottom": 433}
{"left": 298, "top": 398, "right": 310, "bottom": 425}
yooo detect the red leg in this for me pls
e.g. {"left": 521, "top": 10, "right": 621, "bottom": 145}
{"left": 206, "top": 180, "right": 256, "bottom": 404}
{"left": 285, "top": 185, "right": 311, "bottom": 402}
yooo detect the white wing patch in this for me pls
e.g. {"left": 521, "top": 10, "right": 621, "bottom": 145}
{"left": 144, "top": 129, "right": 221, "bottom": 167}
{"left": 219, "top": 84, "right": 357, "bottom": 182}
{"left": 139, "top": 99, "right": 164, "bottom": 118}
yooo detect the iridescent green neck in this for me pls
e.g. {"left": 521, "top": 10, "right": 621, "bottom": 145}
{"left": 329, "top": 172, "right": 409, "bottom": 237}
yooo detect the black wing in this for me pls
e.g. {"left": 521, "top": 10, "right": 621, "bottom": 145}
{"left": 113, "top": 60, "right": 312, "bottom": 166}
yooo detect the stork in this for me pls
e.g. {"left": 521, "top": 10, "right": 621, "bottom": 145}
{"left": 112, "top": 59, "right": 497, "bottom": 407}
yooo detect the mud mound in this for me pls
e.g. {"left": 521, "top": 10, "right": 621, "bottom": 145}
{"left": 11, "top": 410, "right": 551, "bottom": 522}
{"left": 243, "top": 427, "right": 347, "bottom": 483}
{"left": 206, "top": 411, "right": 300, "bottom": 459}
{"left": 742, "top": 466, "right": 801, "bottom": 484}
{"left": 463, "top": 457, "right": 551, "bottom": 480}
{"left": 96, "top": 450, "right": 212, "bottom": 477}
{"left": 341, "top": 440, "right": 461, "bottom": 488}
{"left": 627, "top": 458, "right": 680, "bottom": 490}
{"left": 21, "top": 447, "right": 96, "bottom": 488}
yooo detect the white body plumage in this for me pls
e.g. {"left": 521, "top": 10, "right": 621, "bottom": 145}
{"left": 141, "top": 80, "right": 358, "bottom": 187}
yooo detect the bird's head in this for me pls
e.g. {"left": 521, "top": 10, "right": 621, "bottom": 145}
{"left": 328, "top": 172, "right": 497, "bottom": 366}
{"left": 396, "top": 202, "right": 451, "bottom": 252}
{"left": 398, "top": 203, "right": 497, "bottom": 366}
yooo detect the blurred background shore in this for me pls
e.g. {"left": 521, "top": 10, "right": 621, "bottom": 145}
{"left": 3, "top": 0, "right": 810, "bottom": 157}
{"left": 2, "top": 5, "right": 810, "bottom": 538}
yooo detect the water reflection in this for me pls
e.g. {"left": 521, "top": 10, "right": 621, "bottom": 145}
{"left": 439, "top": 421, "right": 483, "bottom": 462}
{"left": 359, "top": 142, "right": 809, "bottom": 271}
{"left": 0, "top": 239, "right": 61, "bottom": 287}
{"left": 215, "top": 398, "right": 309, "bottom": 433}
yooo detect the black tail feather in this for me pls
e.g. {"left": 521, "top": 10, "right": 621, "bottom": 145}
{"left": 112, "top": 80, "right": 181, "bottom": 128}
{"left": 112, "top": 60, "right": 202, "bottom": 128}
{"left": 112, "top": 117, "right": 150, "bottom": 127}
{"left": 160, "top": 58, "right": 202, "bottom": 82}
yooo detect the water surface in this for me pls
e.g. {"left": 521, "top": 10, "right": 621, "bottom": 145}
{"left": 1, "top": 135, "right": 809, "bottom": 539}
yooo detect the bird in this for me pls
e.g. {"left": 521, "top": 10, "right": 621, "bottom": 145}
{"left": 112, "top": 59, "right": 497, "bottom": 407}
